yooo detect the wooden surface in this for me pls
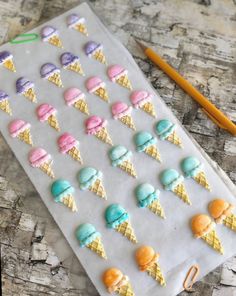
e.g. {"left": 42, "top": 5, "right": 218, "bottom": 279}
{"left": 0, "top": 0, "right": 236, "bottom": 295}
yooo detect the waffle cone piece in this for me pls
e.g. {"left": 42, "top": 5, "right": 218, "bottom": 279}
{"left": 74, "top": 99, "right": 89, "bottom": 115}
{"left": 62, "top": 195, "right": 77, "bottom": 212}
{"left": 74, "top": 23, "right": 88, "bottom": 36}
{"left": 144, "top": 145, "right": 161, "bottom": 162}
{"left": 39, "top": 161, "right": 55, "bottom": 179}
{"left": 86, "top": 236, "right": 107, "bottom": 259}
{"left": 194, "top": 171, "right": 211, "bottom": 191}
{"left": 115, "top": 221, "right": 137, "bottom": 243}
{"left": 116, "top": 75, "right": 132, "bottom": 90}
{"left": 47, "top": 73, "right": 63, "bottom": 87}
{"left": 202, "top": 229, "right": 224, "bottom": 254}
{"left": 89, "top": 179, "right": 107, "bottom": 199}
{"left": 93, "top": 50, "right": 106, "bottom": 64}
{"left": 95, "top": 127, "right": 113, "bottom": 145}
{"left": 141, "top": 102, "right": 156, "bottom": 117}
{"left": 118, "top": 160, "right": 137, "bottom": 178}
{"left": 117, "top": 282, "right": 135, "bottom": 296}
{"left": 67, "top": 146, "right": 83, "bottom": 164}
{"left": 119, "top": 115, "right": 135, "bottom": 130}
{"left": 146, "top": 262, "right": 166, "bottom": 286}
{"left": 223, "top": 214, "right": 236, "bottom": 232}
{"left": 166, "top": 131, "right": 182, "bottom": 148}
{"left": 173, "top": 183, "right": 191, "bottom": 205}
{"left": 23, "top": 88, "right": 37, "bottom": 103}
{"left": 17, "top": 129, "right": 33, "bottom": 146}
{"left": 0, "top": 100, "right": 12, "bottom": 115}
{"left": 48, "top": 35, "right": 63, "bottom": 48}
{"left": 94, "top": 87, "right": 108, "bottom": 102}
{"left": 3, "top": 59, "right": 16, "bottom": 72}
{"left": 47, "top": 114, "right": 60, "bottom": 131}
{"left": 148, "top": 200, "right": 165, "bottom": 219}
{"left": 67, "top": 61, "right": 84, "bottom": 75}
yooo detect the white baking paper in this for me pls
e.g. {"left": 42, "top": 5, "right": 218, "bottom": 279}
{"left": 0, "top": 3, "right": 235, "bottom": 296}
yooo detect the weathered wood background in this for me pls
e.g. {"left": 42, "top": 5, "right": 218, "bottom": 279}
{"left": 0, "top": 0, "right": 235, "bottom": 295}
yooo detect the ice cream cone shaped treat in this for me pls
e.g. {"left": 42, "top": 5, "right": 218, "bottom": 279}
{"left": 86, "top": 76, "right": 109, "bottom": 102}
{"left": 40, "top": 63, "right": 63, "bottom": 87}
{"left": 108, "top": 65, "right": 132, "bottom": 90}
{"left": 181, "top": 156, "right": 211, "bottom": 191}
{"left": 29, "top": 148, "right": 55, "bottom": 179}
{"left": 112, "top": 102, "right": 136, "bottom": 130}
{"left": 103, "top": 268, "right": 135, "bottom": 296}
{"left": 16, "top": 77, "right": 37, "bottom": 103}
{"left": 0, "top": 90, "right": 12, "bottom": 115}
{"left": 135, "top": 246, "right": 166, "bottom": 286}
{"left": 77, "top": 167, "right": 107, "bottom": 199}
{"left": 85, "top": 115, "right": 113, "bottom": 145}
{"left": 191, "top": 214, "right": 224, "bottom": 254}
{"left": 64, "top": 88, "right": 89, "bottom": 115}
{"left": 41, "top": 26, "right": 63, "bottom": 48}
{"left": 208, "top": 199, "right": 236, "bottom": 232}
{"left": 9, "top": 119, "right": 33, "bottom": 146}
{"left": 134, "top": 131, "right": 161, "bottom": 162}
{"left": 0, "top": 51, "right": 16, "bottom": 72}
{"left": 135, "top": 183, "right": 165, "bottom": 219}
{"left": 84, "top": 41, "right": 107, "bottom": 64}
{"left": 130, "top": 90, "right": 156, "bottom": 118}
{"left": 109, "top": 145, "right": 137, "bottom": 178}
{"left": 76, "top": 223, "right": 107, "bottom": 259}
{"left": 60, "top": 52, "right": 84, "bottom": 75}
{"left": 160, "top": 169, "right": 191, "bottom": 205}
{"left": 58, "top": 132, "right": 83, "bottom": 164}
{"left": 67, "top": 13, "right": 88, "bottom": 36}
{"left": 37, "top": 103, "right": 60, "bottom": 131}
{"left": 105, "top": 204, "right": 138, "bottom": 243}
{"left": 155, "top": 119, "right": 183, "bottom": 148}
{"left": 51, "top": 179, "right": 77, "bottom": 212}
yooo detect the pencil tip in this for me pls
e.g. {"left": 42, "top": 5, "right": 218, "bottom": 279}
{"left": 134, "top": 38, "right": 147, "bottom": 51}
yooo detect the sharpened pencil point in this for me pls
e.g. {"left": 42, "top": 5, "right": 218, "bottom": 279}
{"left": 134, "top": 38, "right": 147, "bottom": 52}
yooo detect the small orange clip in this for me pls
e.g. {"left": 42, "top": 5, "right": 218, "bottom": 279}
{"left": 183, "top": 264, "right": 199, "bottom": 291}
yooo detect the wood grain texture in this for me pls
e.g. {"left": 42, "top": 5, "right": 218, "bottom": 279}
{"left": 0, "top": 0, "right": 235, "bottom": 295}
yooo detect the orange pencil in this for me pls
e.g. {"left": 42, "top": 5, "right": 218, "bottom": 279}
{"left": 135, "top": 39, "right": 236, "bottom": 136}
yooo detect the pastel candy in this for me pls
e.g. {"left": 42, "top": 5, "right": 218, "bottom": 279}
{"left": 85, "top": 115, "right": 106, "bottom": 135}
{"left": 75, "top": 223, "right": 100, "bottom": 247}
{"left": 0, "top": 90, "right": 9, "bottom": 101}
{"left": 40, "top": 63, "right": 59, "bottom": 78}
{"left": 29, "top": 147, "right": 50, "bottom": 167}
{"left": 67, "top": 13, "right": 85, "bottom": 26}
{"left": 103, "top": 268, "right": 124, "bottom": 288}
{"left": 208, "top": 199, "right": 234, "bottom": 222}
{"left": 8, "top": 119, "right": 30, "bottom": 137}
{"left": 191, "top": 214, "right": 213, "bottom": 238}
{"left": 84, "top": 41, "right": 102, "bottom": 56}
{"left": 58, "top": 133, "right": 77, "bottom": 154}
{"left": 160, "top": 169, "right": 184, "bottom": 191}
{"left": 77, "top": 167, "right": 102, "bottom": 190}
{"left": 0, "top": 51, "right": 12, "bottom": 63}
{"left": 86, "top": 76, "right": 104, "bottom": 93}
{"left": 105, "top": 204, "right": 129, "bottom": 228}
{"left": 111, "top": 102, "right": 132, "bottom": 119}
{"left": 155, "top": 119, "right": 176, "bottom": 139}
{"left": 135, "top": 183, "right": 159, "bottom": 208}
{"left": 60, "top": 52, "right": 79, "bottom": 67}
{"left": 109, "top": 145, "right": 132, "bottom": 167}
{"left": 107, "top": 65, "right": 127, "bottom": 82}
{"left": 135, "top": 245, "right": 159, "bottom": 271}
{"left": 16, "top": 77, "right": 34, "bottom": 94}
{"left": 37, "top": 103, "right": 56, "bottom": 121}
{"left": 64, "top": 88, "right": 84, "bottom": 106}
{"left": 41, "top": 26, "right": 58, "bottom": 39}
{"left": 130, "top": 90, "right": 152, "bottom": 106}
{"left": 51, "top": 179, "right": 74, "bottom": 202}
{"left": 134, "top": 131, "right": 157, "bottom": 152}
{"left": 181, "top": 156, "right": 203, "bottom": 178}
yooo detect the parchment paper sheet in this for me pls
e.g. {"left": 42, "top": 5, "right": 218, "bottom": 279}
{"left": 0, "top": 3, "right": 235, "bottom": 296}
